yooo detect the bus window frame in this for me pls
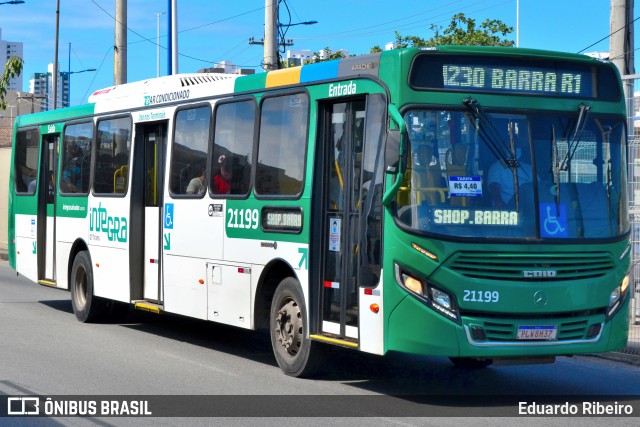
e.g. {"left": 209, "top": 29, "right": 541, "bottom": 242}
{"left": 91, "top": 113, "right": 133, "bottom": 198}
{"left": 13, "top": 126, "right": 41, "bottom": 196}
{"left": 209, "top": 96, "right": 258, "bottom": 201}
{"left": 167, "top": 102, "right": 213, "bottom": 200}
{"left": 254, "top": 89, "right": 310, "bottom": 201}
{"left": 59, "top": 119, "right": 95, "bottom": 197}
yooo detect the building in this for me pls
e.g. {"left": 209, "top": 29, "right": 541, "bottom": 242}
{"left": 197, "top": 61, "right": 255, "bottom": 76}
{"left": 29, "top": 63, "right": 69, "bottom": 111}
{"left": 0, "top": 28, "right": 24, "bottom": 92}
{"left": 0, "top": 90, "right": 41, "bottom": 148}
{"left": 285, "top": 49, "right": 314, "bottom": 67}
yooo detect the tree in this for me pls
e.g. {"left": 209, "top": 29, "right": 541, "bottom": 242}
{"left": 0, "top": 56, "right": 23, "bottom": 110}
{"left": 312, "top": 47, "right": 347, "bottom": 63}
{"left": 394, "top": 13, "right": 514, "bottom": 48}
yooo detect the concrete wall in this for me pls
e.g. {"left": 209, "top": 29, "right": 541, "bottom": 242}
{"left": 0, "top": 147, "right": 10, "bottom": 259}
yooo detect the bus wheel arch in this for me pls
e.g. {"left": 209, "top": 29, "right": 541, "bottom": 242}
{"left": 67, "top": 239, "right": 89, "bottom": 289}
{"left": 254, "top": 258, "right": 296, "bottom": 330}
{"left": 69, "top": 247, "right": 105, "bottom": 323}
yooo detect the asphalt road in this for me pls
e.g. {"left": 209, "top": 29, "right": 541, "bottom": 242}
{"left": 1, "top": 260, "right": 639, "bottom": 426}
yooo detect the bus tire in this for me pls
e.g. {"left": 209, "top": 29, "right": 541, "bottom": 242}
{"left": 270, "top": 277, "right": 320, "bottom": 377}
{"left": 70, "top": 251, "right": 105, "bottom": 323}
{"left": 449, "top": 357, "right": 493, "bottom": 369}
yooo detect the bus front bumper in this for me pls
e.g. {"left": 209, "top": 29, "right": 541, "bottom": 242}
{"left": 387, "top": 294, "right": 630, "bottom": 359}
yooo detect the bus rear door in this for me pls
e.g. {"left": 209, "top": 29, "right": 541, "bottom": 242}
{"left": 131, "top": 122, "right": 167, "bottom": 304}
{"left": 38, "top": 132, "right": 58, "bottom": 284}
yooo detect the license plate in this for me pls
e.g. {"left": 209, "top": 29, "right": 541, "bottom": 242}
{"left": 517, "top": 325, "right": 557, "bottom": 340}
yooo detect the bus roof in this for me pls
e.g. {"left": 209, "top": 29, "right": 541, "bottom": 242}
{"left": 17, "top": 46, "right": 615, "bottom": 126}
{"left": 88, "top": 72, "right": 237, "bottom": 103}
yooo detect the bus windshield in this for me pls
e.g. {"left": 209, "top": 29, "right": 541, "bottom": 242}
{"left": 395, "top": 108, "right": 629, "bottom": 240}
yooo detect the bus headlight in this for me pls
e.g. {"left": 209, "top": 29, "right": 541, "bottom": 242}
{"left": 607, "top": 276, "right": 629, "bottom": 319}
{"left": 431, "top": 287, "right": 452, "bottom": 311}
{"left": 396, "top": 264, "right": 460, "bottom": 323}
{"left": 403, "top": 274, "right": 424, "bottom": 296}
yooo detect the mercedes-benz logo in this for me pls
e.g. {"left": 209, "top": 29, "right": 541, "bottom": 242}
{"left": 534, "top": 290, "right": 548, "bottom": 307}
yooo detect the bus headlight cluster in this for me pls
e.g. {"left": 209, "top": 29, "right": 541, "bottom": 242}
{"left": 607, "top": 275, "right": 629, "bottom": 319}
{"left": 395, "top": 263, "right": 460, "bottom": 323}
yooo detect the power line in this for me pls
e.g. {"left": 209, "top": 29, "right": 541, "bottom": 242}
{"left": 577, "top": 15, "right": 640, "bottom": 54}
{"left": 89, "top": 1, "right": 263, "bottom": 67}
{"left": 293, "top": 0, "right": 487, "bottom": 40}
{"left": 294, "top": 0, "right": 509, "bottom": 43}
{"left": 82, "top": 46, "right": 113, "bottom": 104}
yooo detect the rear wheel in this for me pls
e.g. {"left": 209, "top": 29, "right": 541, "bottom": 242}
{"left": 70, "top": 251, "right": 106, "bottom": 323}
{"left": 449, "top": 357, "right": 493, "bottom": 369}
{"left": 270, "top": 277, "right": 320, "bottom": 377}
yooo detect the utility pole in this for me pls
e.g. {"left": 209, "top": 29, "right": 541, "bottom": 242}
{"left": 264, "top": 0, "right": 278, "bottom": 71}
{"left": 114, "top": 0, "right": 127, "bottom": 85}
{"left": 610, "top": 0, "right": 635, "bottom": 135}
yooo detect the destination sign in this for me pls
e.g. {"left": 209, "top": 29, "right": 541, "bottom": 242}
{"left": 409, "top": 54, "right": 620, "bottom": 100}
{"left": 441, "top": 64, "right": 590, "bottom": 97}
{"left": 261, "top": 207, "right": 303, "bottom": 233}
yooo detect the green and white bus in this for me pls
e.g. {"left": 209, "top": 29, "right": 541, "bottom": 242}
{"left": 8, "top": 46, "right": 630, "bottom": 376}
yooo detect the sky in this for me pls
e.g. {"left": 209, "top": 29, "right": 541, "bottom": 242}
{"left": 0, "top": 0, "right": 637, "bottom": 107}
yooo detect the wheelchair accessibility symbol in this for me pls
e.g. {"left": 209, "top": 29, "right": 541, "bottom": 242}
{"left": 540, "top": 204, "right": 567, "bottom": 238}
{"left": 164, "top": 203, "right": 174, "bottom": 229}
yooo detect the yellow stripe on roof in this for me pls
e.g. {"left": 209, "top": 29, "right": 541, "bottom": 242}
{"left": 265, "top": 66, "right": 301, "bottom": 88}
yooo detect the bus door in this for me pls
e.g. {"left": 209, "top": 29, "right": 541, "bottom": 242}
{"left": 318, "top": 99, "right": 368, "bottom": 341}
{"left": 134, "top": 122, "right": 167, "bottom": 303}
{"left": 38, "top": 133, "right": 58, "bottom": 283}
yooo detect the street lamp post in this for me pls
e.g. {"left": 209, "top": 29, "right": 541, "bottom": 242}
{"left": 66, "top": 68, "right": 96, "bottom": 107}
{"left": 279, "top": 20, "right": 317, "bottom": 28}
{"left": 156, "top": 11, "right": 166, "bottom": 78}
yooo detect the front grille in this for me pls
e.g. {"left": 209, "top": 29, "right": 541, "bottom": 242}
{"left": 480, "top": 318, "right": 590, "bottom": 341}
{"left": 448, "top": 251, "right": 615, "bottom": 281}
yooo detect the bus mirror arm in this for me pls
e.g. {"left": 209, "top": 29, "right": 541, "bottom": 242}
{"left": 382, "top": 104, "right": 407, "bottom": 207}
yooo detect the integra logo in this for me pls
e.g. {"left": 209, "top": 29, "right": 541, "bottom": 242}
{"left": 523, "top": 270, "right": 557, "bottom": 278}
{"left": 144, "top": 89, "right": 190, "bottom": 106}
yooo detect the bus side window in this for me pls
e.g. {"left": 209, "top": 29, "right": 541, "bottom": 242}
{"left": 14, "top": 129, "right": 39, "bottom": 195}
{"left": 211, "top": 99, "right": 255, "bottom": 197}
{"left": 60, "top": 122, "right": 93, "bottom": 194}
{"left": 94, "top": 117, "right": 132, "bottom": 195}
{"left": 169, "top": 105, "right": 211, "bottom": 196}
{"left": 255, "top": 93, "right": 308, "bottom": 197}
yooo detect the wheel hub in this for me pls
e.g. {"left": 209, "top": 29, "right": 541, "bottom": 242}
{"left": 275, "top": 299, "right": 302, "bottom": 355}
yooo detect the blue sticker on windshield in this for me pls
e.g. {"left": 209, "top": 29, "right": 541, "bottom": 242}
{"left": 540, "top": 204, "right": 568, "bottom": 238}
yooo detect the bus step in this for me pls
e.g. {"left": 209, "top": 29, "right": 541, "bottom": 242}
{"left": 310, "top": 334, "right": 358, "bottom": 349}
{"left": 133, "top": 301, "right": 164, "bottom": 314}
{"left": 38, "top": 279, "right": 57, "bottom": 288}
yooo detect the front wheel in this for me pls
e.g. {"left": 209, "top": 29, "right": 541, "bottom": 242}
{"left": 270, "top": 277, "right": 320, "bottom": 377}
{"left": 70, "top": 251, "right": 106, "bottom": 323}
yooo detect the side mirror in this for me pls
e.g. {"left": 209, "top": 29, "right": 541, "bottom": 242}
{"left": 385, "top": 129, "right": 401, "bottom": 174}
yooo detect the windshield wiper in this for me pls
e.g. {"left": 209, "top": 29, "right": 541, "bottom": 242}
{"left": 560, "top": 104, "right": 591, "bottom": 172}
{"left": 551, "top": 124, "right": 561, "bottom": 211}
{"left": 463, "top": 97, "right": 521, "bottom": 210}
{"left": 463, "top": 98, "right": 515, "bottom": 167}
